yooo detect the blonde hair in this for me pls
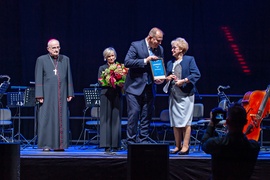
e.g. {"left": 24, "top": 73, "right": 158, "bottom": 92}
{"left": 171, "top": 37, "right": 189, "bottom": 54}
{"left": 103, "top": 47, "right": 117, "bottom": 61}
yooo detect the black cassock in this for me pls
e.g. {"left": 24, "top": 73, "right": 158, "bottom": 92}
{"left": 35, "top": 54, "right": 74, "bottom": 149}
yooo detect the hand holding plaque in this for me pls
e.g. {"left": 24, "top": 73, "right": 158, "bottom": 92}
{"left": 149, "top": 58, "right": 166, "bottom": 80}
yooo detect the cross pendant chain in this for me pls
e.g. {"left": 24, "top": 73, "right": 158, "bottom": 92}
{"left": 52, "top": 61, "right": 58, "bottom": 75}
{"left": 53, "top": 63, "right": 58, "bottom": 75}
{"left": 49, "top": 55, "right": 59, "bottom": 76}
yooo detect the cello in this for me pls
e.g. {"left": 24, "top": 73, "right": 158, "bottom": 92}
{"left": 242, "top": 84, "right": 270, "bottom": 141}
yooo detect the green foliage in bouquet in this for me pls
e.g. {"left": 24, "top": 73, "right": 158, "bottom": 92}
{"left": 98, "top": 62, "right": 128, "bottom": 88}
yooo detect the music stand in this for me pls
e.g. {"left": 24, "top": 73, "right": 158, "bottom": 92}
{"left": 7, "top": 91, "right": 25, "bottom": 107}
{"left": 7, "top": 86, "right": 31, "bottom": 147}
{"left": 83, "top": 88, "right": 101, "bottom": 109}
{"left": 23, "top": 87, "right": 37, "bottom": 148}
{"left": 24, "top": 87, "right": 36, "bottom": 107}
{"left": 79, "top": 87, "right": 101, "bottom": 148}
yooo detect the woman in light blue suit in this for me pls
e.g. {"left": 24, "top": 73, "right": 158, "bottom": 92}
{"left": 165, "top": 37, "right": 201, "bottom": 155}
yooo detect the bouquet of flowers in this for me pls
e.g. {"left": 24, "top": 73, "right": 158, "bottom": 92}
{"left": 98, "top": 62, "right": 128, "bottom": 88}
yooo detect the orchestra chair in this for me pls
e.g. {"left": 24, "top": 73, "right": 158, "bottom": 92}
{"left": 83, "top": 107, "right": 100, "bottom": 145}
{"left": 191, "top": 103, "right": 208, "bottom": 151}
{"left": 149, "top": 109, "right": 171, "bottom": 143}
{"left": 157, "top": 109, "right": 171, "bottom": 143}
{"left": 0, "top": 108, "right": 14, "bottom": 142}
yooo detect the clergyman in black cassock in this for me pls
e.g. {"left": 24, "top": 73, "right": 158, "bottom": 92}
{"left": 35, "top": 39, "right": 74, "bottom": 151}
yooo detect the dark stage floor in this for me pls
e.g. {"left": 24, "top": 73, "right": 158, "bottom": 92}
{"left": 17, "top": 143, "right": 270, "bottom": 180}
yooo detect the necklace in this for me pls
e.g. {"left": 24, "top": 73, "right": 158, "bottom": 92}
{"left": 49, "top": 55, "right": 59, "bottom": 75}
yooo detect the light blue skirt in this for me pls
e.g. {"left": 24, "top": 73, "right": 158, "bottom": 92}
{"left": 169, "top": 86, "right": 194, "bottom": 127}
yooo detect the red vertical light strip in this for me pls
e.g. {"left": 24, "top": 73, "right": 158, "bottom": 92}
{"left": 221, "top": 26, "right": 251, "bottom": 74}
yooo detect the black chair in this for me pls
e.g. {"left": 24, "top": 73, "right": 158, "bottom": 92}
{"left": 83, "top": 107, "right": 100, "bottom": 145}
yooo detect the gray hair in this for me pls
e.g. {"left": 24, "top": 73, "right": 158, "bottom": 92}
{"left": 47, "top": 39, "right": 60, "bottom": 47}
{"left": 103, "top": 47, "right": 117, "bottom": 61}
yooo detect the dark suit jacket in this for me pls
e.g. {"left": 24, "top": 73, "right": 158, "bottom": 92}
{"left": 124, "top": 39, "right": 164, "bottom": 96}
{"left": 166, "top": 55, "right": 201, "bottom": 95}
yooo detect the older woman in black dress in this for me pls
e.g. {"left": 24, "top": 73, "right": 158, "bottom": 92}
{"left": 98, "top": 47, "right": 122, "bottom": 152}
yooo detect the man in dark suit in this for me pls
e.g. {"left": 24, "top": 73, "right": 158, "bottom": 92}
{"left": 124, "top": 27, "right": 164, "bottom": 144}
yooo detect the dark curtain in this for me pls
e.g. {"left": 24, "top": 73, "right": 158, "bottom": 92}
{"left": 1, "top": 0, "right": 270, "bottom": 94}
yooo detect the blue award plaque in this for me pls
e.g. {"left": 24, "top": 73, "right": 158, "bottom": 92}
{"left": 150, "top": 59, "right": 166, "bottom": 80}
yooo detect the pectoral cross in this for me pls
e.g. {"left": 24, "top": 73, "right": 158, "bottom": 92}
{"left": 53, "top": 69, "right": 57, "bottom": 75}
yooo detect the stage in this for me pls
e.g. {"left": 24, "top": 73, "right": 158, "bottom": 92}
{"left": 3, "top": 116, "right": 270, "bottom": 180}
{"left": 17, "top": 143, "right": 270, "bottom": 180}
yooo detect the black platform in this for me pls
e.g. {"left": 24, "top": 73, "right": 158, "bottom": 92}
{"left": 17, "top": 144, "right": 270, "bottom": 180}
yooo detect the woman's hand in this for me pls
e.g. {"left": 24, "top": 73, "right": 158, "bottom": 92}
{"left": 166, "top": 74, "right": 176, "bottom": 81}
{"left": 175, "top": 79, "right": 186, "bottom": 87}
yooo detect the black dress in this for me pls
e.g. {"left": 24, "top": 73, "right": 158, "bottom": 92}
{"left": 98, "top": 64, "right": 122, "bottom": 149}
